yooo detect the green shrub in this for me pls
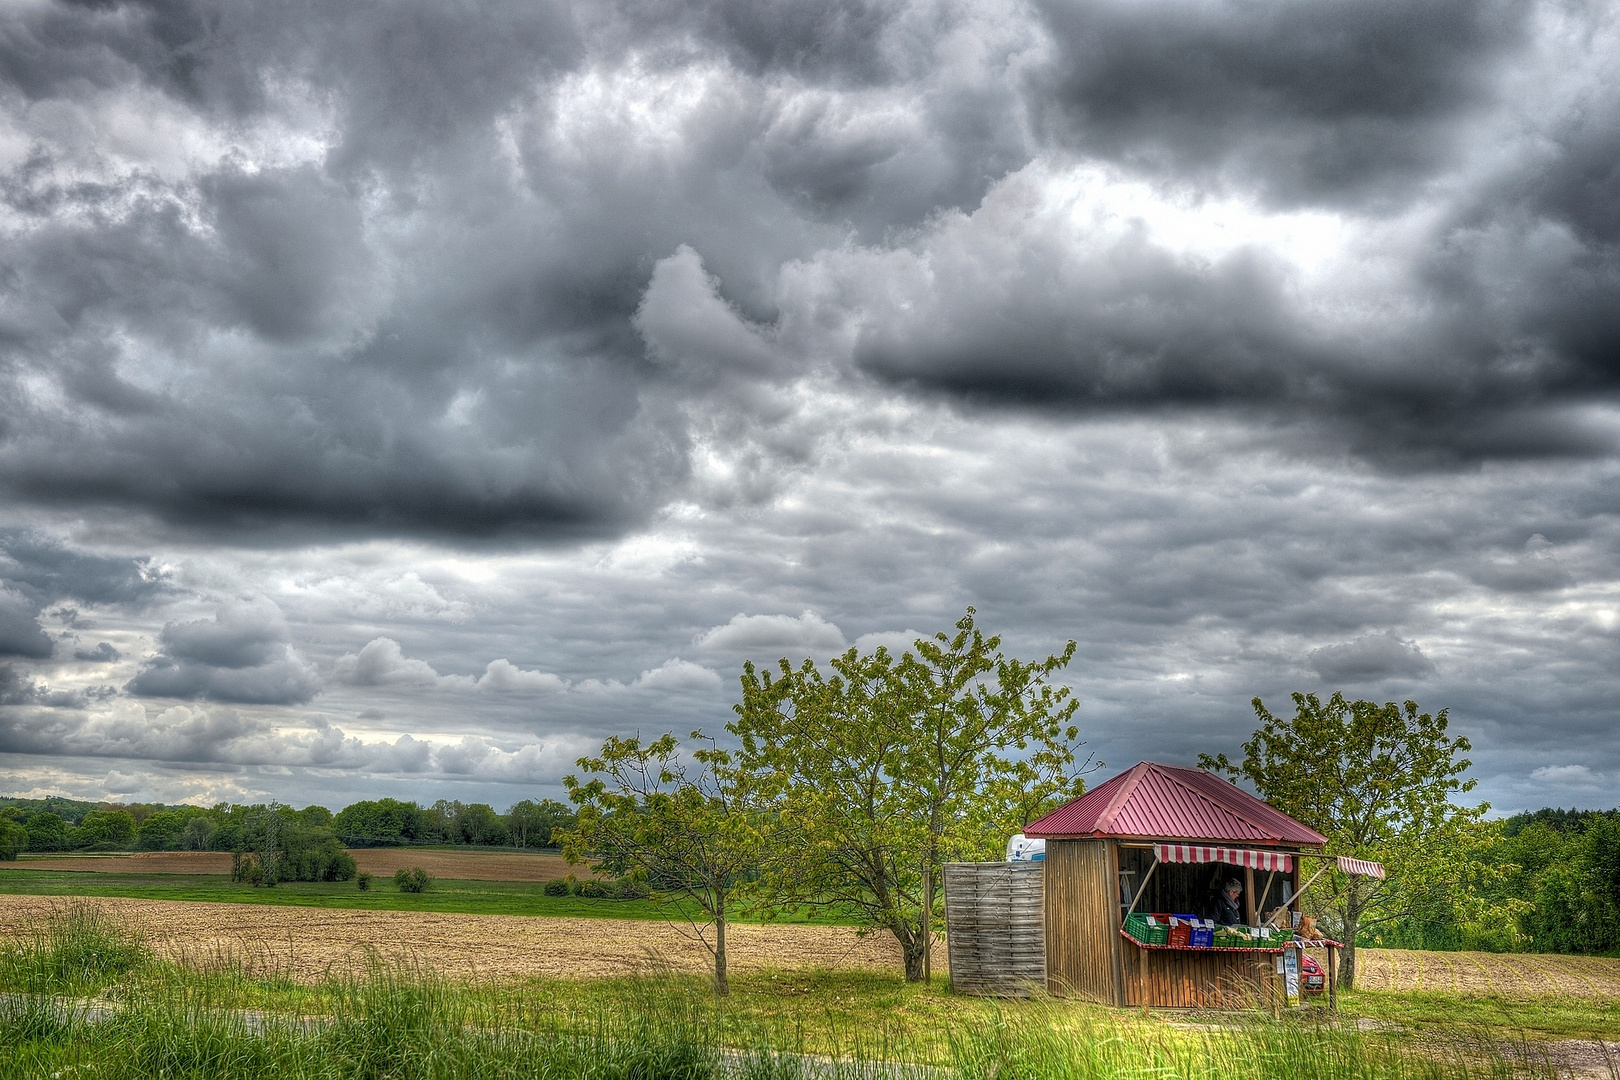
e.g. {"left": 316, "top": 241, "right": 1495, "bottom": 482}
{"left": 394, "top": 867, "right": 432, "bottom": 893}
{"left": 357, "top": 871, "right": 373, "bottom": 891}
{"left": 578, "top": 879, "right": 609, "bottom": 899}
{"left": 543, "top": 879, "right": 569, "bottom": 897}
{"left": 612, "top": 877, "right": 651, "bottom": 900}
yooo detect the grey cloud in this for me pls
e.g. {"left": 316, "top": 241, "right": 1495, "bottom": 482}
{"left": 128, "top": 598, "right": 321, "bottom": 705}
{"left": 73, "top": 642, "right": 123, "bottom": 663}
{"left": 1309, "top": 632, "right": 1436, "bottom": 683}
{"left": 0, "top": 589, "right": 54, "bottom": 659}
{"left": 1030, "top": 0, "right": 1525, "bottom": 206}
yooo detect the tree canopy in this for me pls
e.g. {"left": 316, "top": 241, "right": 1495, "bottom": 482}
{"left": 1200, "top": 692, "right": 1499, "bottom": 988}
{"left": 731, "top": 608, "right": 1087, "bottom": 981}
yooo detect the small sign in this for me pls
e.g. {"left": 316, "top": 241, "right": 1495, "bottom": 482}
{"left": 1283, "top": 946, "right": 1301, "bottom": 1003}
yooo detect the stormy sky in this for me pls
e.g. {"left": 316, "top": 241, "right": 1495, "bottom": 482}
{"left": 1, "top": 0, "right": 1616, "bottom": 815}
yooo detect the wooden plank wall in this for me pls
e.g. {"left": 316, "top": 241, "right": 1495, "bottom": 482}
{"left": 942, "top": 861, "right": 1046, "bottom": 996}
{"left": 1122, "top": 943, "right": 1278, "bottom": 1008}
{"left": 1043, "top": 839, "right": 1120, "bottom": 1003}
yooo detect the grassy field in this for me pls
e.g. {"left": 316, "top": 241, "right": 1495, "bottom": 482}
{"left": 3, "top": 904, "right": 1608, "bottom": 1080}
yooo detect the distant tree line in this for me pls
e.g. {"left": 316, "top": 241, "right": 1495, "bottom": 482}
{"left": 0, "top": 795, "right": 578, "bottom": 865}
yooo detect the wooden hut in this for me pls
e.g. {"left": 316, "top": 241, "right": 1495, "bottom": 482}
{"left": 1025, "top": 761, "right": 1349, "bottom": 1008}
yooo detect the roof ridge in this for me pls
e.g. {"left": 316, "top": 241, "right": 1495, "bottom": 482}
{"left": 1093, "top": 761, "right": 1149, "bottom": 832}
{"left": 1149, "top": 763, "right": 1257, "bottom": 829}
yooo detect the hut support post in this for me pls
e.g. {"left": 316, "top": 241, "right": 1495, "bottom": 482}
{"left": 1328, "top": 945, "right": 1338, "bottom": 1012}
{"left": 1139, "top": 942, "right": 1149, "bottom": 1013}
{"left": 1244, "top": 866, "right": 1257, "bottom": 925}
{"left": 1124, "top": 859, "right": 1158, "bottom": 917}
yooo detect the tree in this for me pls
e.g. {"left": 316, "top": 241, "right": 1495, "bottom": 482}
{"left": 731, "top": 608, "right": 1086, "bottom": 981}
{"left": 0, "top": 819, "right": 25, "bottom": 860}
{"left": 506, "top": 799, "right": 575, "bottom": 848}
{"left": 561, "top": 733, "right": 763, "bottom": 995}
{"left": 73, "top": 809, "right": 136, "bottom": 850}
{"left": 1200, "top": 693, "right": 1487, "bottom": 988}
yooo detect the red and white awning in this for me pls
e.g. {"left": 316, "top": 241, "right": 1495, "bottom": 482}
{"left": 1336, "top": 855, "right": 1386, "bottom": 879}
{"left": 1154, "top": 844, "right": 1293, "bottom": 872}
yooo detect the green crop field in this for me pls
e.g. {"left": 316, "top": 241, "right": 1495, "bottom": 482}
{"left": 0, "top": 868, "right": 851, "bottom": 924}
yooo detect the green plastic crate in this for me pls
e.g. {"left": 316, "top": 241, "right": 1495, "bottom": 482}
{"left": 1124, "top": 913, "right": 1169, "bottom": 945}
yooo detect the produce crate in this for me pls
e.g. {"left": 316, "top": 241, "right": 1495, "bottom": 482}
{"left": 1168, "top": 923, "right": 1191, "bottom": 948}
{"left": 1124, "top": 914, "right": 1169, "bottom": 946}
{"left": 1190, "top": 923, "right": 1214, "bottom": 948}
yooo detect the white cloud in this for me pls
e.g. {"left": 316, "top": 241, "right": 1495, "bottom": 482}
{"left": 632, "top": 657, "right": 723, "bottom": 692}
{"left": 1529, "top": 765, "right": 1605, "bottom": 789}
{"left": 473, "top": 658, "right": 569, "bottom": 694}
{"left": 694, "top": 610, "right": 847, "bottom": 653}
{"left": 334, "top": 637, "right": 443, "bottom": 687}
{"left": 852, "top": 629, "right": 931, "bottom": 656}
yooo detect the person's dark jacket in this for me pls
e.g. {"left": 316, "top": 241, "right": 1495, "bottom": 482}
{"left": 1214, "top": 891, "right": 1243, "bottom": 926}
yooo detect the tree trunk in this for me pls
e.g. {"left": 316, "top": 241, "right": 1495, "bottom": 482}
{"left": 893, "top": 916, "right": 927, "bottom": 981}
{"left": 714, "top": 911, "right": 729, "bottom": 996}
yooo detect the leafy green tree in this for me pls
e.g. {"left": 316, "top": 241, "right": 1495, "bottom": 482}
{"left": 72, "top": 809, "right": 137, "bottom": 850}
{"left": 1200, "top": 693, "right": 1492, "bottom": 988}
{"left": 181, "top": 815, "right": 219, "bottom": 851}
{"left": 23, "top": 812, "right": 68, "bottom": 852}
{"left": 562, "top": 733, "right": 764, "bottom": 995}
{"left": 506, "top": 799, "right": 576, "bottom": 848}
{"left": 731, "top": 609, "right": 1086, "bottom": 982}
{"left": 456, "top": 803, "right": 509, "bottom": 846}
{"left": 333, "top": 798, "right": 432, "bottom": 846}
{"left": 136, "top": 810, "right": 186, "bottom": 851}
{"left": 0, "top": 819, "right": 25, "bottom": 860}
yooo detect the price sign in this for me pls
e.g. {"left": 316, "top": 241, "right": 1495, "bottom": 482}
{"left": 1283, "top": 945, "right": 1301, "bottom": 1003}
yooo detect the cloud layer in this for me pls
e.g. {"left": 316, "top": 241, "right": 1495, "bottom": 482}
{"left": 0, "top": 0, "right": 1616, "bottom": 811}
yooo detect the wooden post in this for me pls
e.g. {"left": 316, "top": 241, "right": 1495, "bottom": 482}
{"left": 1110, "top": 841, "right": 1126, "bottom": 1007}
{"left": 1139, "top": 941, "right": 1149, "bottom": 1013}
{"left": 1327, "top": 945, "right": 1338, "bottom": 1012}
{"left": 1244, "top": 866, "right": 1257, "bottom": 925}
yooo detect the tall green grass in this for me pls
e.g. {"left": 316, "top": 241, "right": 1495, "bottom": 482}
{"left": 0, "top": 902, "right": 148, "bottom": 994}
{"left": 0, "top": 905, "right": 1605, "bottom": 1080}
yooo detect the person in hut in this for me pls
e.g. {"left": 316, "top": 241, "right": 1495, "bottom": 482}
{"left": 1214, "top": 877, "right": 1244, "bottom": 926}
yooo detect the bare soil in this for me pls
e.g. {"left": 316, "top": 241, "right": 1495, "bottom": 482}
{"left": 0, "top": 895, "right": 903, "bottom": 983}
{"left": 1356, "top": 948, "right": 1620, "bottom": 999}
{"left": 13, "top": 849, "right": 584, "bottom": 882}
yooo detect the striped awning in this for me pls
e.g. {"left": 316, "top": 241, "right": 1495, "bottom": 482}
{"left": 1154, "top": 844, "right": 1293, "bottom": 871}
{"left": 1337, "top": 855, "right": 1386, "bottom": 879}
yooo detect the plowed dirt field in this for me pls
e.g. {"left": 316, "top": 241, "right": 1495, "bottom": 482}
{"left": 0, "top": 896, "right": 903, "bottom": 982}
{"left": 14, "top": 849, "right": 579, "bottom": 882}
{"left": 1354, "top": 948, "right": 1620, "bottom": 999}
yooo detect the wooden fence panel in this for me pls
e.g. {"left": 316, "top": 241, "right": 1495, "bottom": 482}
{"left": 943, "top": 861, "right": 1046, "bottom": 996}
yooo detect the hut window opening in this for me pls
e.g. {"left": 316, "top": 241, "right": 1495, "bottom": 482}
{"left": 1117, "top": 847, "right": 1294, "bottom": 925}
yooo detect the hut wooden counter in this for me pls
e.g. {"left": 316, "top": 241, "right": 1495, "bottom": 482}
{"left": 1018, "top": 761, "right": 1362, "bottom": 1009}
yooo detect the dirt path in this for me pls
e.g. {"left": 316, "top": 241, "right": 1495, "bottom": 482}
{"left": 0, "top": 895, "right": 904, "bottom": 983}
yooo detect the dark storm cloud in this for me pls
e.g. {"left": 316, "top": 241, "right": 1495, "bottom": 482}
{"left": 0, "top": 529, "right": 164, "bottom": 658}
{"left": 1030, "top": 0, "right": 1524, "bottom": 205}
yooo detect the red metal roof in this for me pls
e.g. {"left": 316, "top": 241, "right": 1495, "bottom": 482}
{"left": 1024, "top": 761, "right": 1328, "bottom": 847}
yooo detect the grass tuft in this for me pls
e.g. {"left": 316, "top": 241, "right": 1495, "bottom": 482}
{"left": 0, "top": 902, "right": 149, "bottom": 995}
